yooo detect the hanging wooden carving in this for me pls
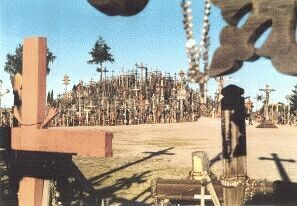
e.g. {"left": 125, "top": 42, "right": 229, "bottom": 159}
{"left": 87, "top": 0, "right": 149, "bottom": 16}
{"left": 209, "top": 0, "right": 297, "bottom": 77}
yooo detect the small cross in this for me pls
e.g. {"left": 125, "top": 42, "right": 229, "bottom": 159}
{"left": 89, "top": 78, "right": 95, "bottom": 85}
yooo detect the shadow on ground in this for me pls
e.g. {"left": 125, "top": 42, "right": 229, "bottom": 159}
{"left": 86, "top": 147, "right": 175, "bottom": 205}
{"left": 245, "top": 153, "right": 297, "bottom": 205}
{"left": 2, "top": 151, "right": 297, "bottom": 206}
{"left": 1, "top": 147, "right": 175, "bottom": 205}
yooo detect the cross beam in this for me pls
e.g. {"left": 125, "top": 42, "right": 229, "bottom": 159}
{"left": 11, "top": 128, "right": 112, "bottom": 157}
{"left": 11, "top": 37, "right": 112, "bottom": 158}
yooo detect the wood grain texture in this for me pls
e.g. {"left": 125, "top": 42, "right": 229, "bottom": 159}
{"left": 209, "top": 0, "right": 297, "bottom": 77}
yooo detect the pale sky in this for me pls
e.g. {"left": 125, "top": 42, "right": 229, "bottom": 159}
{"left": 0, "top": 0, "right": 296, "bottom": 107}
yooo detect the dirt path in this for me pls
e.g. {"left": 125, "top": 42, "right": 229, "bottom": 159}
{"left": 73, "top": 117, "right": 297, "bottom": 205}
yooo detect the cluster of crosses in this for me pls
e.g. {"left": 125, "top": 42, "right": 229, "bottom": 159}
{"left": 48, "top": 68, "right": 214, "bottom": 127}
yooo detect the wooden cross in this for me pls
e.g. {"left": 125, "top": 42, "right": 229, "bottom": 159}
{"left": 62, "top": 74, "right": 70, "bottom": 94}
{"left": 67, "top": 105, "right": 77, "bottom": 126}
{"left": 83, "top": 108, "right": 92, "bottom": 125}
{"left": 135, "top": 62, "right": 148, "bottom": 84}
{"left": 259, "top": 85, "right": 275, "bottom": 121}
{"left": 11, "top": 37, "right": 113, "bottom": 206}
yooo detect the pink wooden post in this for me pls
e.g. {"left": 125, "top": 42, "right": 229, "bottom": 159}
{"left": 11, "top": 37, "right": 113, "bottom": 206}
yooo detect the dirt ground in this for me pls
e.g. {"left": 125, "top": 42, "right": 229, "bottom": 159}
{"left": 72, "top": 117, "right": 297, "bottom": 205}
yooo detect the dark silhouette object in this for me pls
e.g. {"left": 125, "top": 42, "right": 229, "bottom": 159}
{"left": 221, "top": 85, "right": 247, "bottom": 170}
{"left": 259, "top": 153, "right": 296, "bottom": 183}
{"left": 221, "top": 85, "right": 247, "bottom": 205}
{"left": 88, "top": 0, "right": 149, "bottom": 16}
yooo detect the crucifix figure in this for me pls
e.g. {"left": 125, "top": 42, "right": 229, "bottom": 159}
{"left": 257, "top": 85, "right": 277, "bottom": 128}
{"left": 135, "top": 62, "right": 148, "bottom": 84}
{"left": 10, "top": 37, "right": 113, "bottom": 206}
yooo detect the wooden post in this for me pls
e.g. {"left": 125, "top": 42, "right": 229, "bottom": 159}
{"left": 221, "top": 85, "right": 247, "bottom": 206}
{"left": 18, "top": 37, "right": 47, "bottom": 206}
{"left": 11, "top": 37, "right": 112, "bottom": 206}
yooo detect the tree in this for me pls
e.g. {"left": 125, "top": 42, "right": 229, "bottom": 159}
{"left": 87, "top": 37, "right": 114, "bottom": 81}
{"left": 288, "top": 84, "right": 297, "bottom": 115}
{"left": 4, "top": 44, "right": 56, "bottom": 77}
{"left": 47, "top": 90, "right": 54, "bottom": 105}
{"left": 47, "top": 91, "right": 51, "bottom": 105}
{"left": 50, "top": 90, "right": 54, "bottom": 103}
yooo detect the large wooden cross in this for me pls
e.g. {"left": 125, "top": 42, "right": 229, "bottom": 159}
{"left": 10, "top": 37, "right": 113, "bottom": 206}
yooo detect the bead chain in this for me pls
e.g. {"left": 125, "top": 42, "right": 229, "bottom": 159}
{"left": 181, "top": 0, "right": 211, "bottom": 83}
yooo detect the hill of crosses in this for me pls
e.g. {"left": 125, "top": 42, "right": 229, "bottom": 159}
{"left": 47, "top": 69, "right": 208, "bottom": 127}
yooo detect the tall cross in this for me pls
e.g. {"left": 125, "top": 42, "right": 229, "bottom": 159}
{"left": 174, "top": 72, "right": 177, "bottom": 84}
{"left": 84, "top": 108, "right": 91, "bottom": 125}
{"left": 259, "top": 153, "right": 296, "bottom": 182}
{"left": 11, "top": 37, "right": 113, "bottom": 206}
{"left": 103, "top": 67, "right": 109, "bottom": 80}
{"left": 89, "top": 78, "right": 95, "bottom": 86}
{"left": 178, "top": 70, "right": 186, "bottom": 90}
{"left": 68, "top": 105, "right": 77, "bottom": 126}
{"left": 134, "top": 68, "right": 139, "bottom": 82}
{"left": 135, "top": 62, "right": 148, "bottom": 84}
{"left": 63, "top": 74, "right": 70, "bottom": 94}
{"left": 87, "top": 100, "right": 97, "bottom": 111}
{"left": 259, "top": 85, "right": 275, "bottom": 121}
{"left": 85, "top": 101, "right": 97, "bottom": 125}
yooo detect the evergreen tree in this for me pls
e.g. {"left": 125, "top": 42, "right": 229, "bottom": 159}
{"left": 87, "top": 37, "right": 114, "bottom": 81}
{"left": 47, "top": 91, "right": 51, "bottom": 105}
{"left": 289, "top": 84, "right": 297, "bottom": 114}
{"left": 4, "top": 44, "right": 56, "bottom": 77}
{"left": 50, "top": 90, "right": 54, "bottom": 104}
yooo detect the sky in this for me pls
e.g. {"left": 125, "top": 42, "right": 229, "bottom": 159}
{"left": 0, "top": 0, "right": 296, "bottom": 108}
